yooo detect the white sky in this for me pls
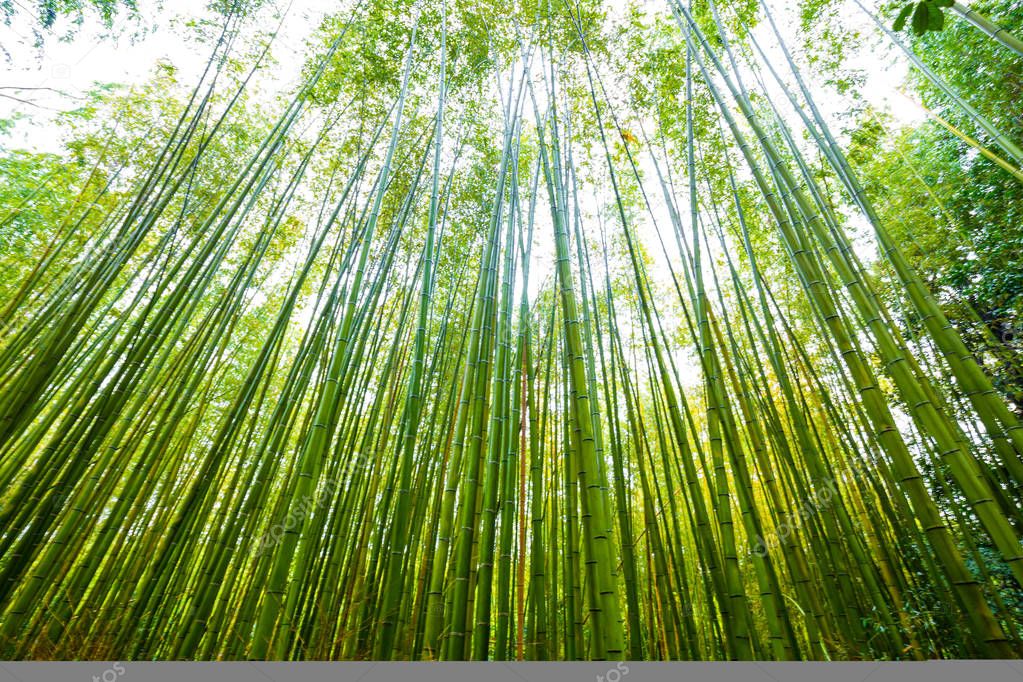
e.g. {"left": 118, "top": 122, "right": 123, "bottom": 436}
{"left": 0, "top": 0, "right": 935, "bottom": 392}
{"left": 0, "top": 0, "right": 926, "bottom": 147}
{"left": 0, "top": 0, "right": 340, "bottom": 149}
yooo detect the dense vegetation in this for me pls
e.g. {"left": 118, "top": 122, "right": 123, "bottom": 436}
{"left": 1, "top": 0, "right": 1022, "bottom": 661}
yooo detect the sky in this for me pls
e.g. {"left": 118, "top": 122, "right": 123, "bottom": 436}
{"left": 0, "top": 0, "right": 926, "bottom": 147}
{"left": 0, "top": 0, "right": 937, "bottom": 390}
{"left": 0, "top": 0, "right": 338, "bottom": 149}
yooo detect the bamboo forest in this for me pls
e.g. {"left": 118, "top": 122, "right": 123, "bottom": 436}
{"left": 0, "top": 0, "right": 1022, "bottom": 663}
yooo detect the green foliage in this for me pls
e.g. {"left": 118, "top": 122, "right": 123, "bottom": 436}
{"left": 1, "top": 0, "right": 138, "bottom": 34}
{"left": 893, "top": 0, "right": 954, "bottom": 36}
{"left": 2, "top": 0, "right": 1023, "bottom": 663}
{"left": 845, "top": 0, "right": 1023, "bottom": 413}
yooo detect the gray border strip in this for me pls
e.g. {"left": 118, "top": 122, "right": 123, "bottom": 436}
{"left": 0, "top": 661, "right": 1022, "bottom": 682}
